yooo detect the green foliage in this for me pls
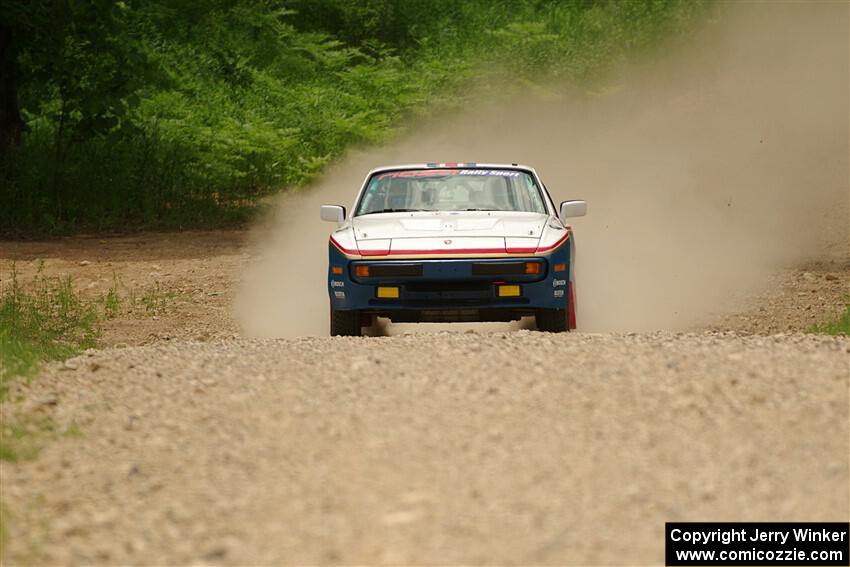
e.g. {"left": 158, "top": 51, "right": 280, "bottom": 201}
{"left": 809, "top": 301, "right": 850, "bottom": 336}
{"left": 6, "top": 0, "right": 147, "bottom": 140}
{"left": 0, "top": 265, "right": 99, "bottom": 395}
{"left": 1, "top": 0, "right": 710, "bottom": 235}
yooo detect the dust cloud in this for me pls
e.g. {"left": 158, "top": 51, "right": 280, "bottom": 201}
{"left": 236, "top": 2, "right": 849, "bottom": 336}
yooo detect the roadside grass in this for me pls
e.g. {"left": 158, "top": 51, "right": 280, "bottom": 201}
{"left": 809, "top": 301, "right": 850, "bottom": 336}
{"left": 0, "top": 264, "right": 177, "bottom": 462}
{"left": 101, "top": 275, "right": 122, "bottom": 319}
{"left": 139, "top": 283, "right": 178, "bottom": 315}
{"left": 0, "top": 265, "right": 174, "bottom": 563}
{"left": 0, "top": 265, "right": 99, "bottom": 397}
{"left": 0, "top": 265, "right": 99, "bottom": 462}
{"left": 0, "top": 266, "right": 179, "bottom": 396}
{"left": 0, "top": 503, "right": 7, "bottom": 563}
{"left": 0, "top": 417, "right": 59, "bottom": 463}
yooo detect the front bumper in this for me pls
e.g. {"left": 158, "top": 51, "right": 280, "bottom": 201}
{"left": 327, "top": 242, "right": 572, "bottom": 323}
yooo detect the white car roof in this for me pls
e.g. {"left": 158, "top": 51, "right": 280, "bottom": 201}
{"left": 366, "top": 163, "right": 538, "bottom": 175}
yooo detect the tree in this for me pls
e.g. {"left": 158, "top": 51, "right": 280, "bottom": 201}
{"left": 2, "top": 1, "right": 148, "bottom": 148}
{"left": 0, "top": 22, "right": 23, "bottom": 155}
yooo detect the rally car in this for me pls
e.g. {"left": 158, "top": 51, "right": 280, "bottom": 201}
{"left": 321, "top": 163, "right": 586, "bottom": 336}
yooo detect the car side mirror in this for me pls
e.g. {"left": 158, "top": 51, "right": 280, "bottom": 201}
{"left": 320, "top": 204, "right": 346, "bottom": 223}
{"left": 559, "top": 200, "right": 587, "bottom": 223}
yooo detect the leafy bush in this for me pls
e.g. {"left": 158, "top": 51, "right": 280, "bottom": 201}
{"left": 1, "top": 0, "right": 710, "bottom": 235}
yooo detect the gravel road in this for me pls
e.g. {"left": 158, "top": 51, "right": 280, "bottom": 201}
{"left": 2, "top": 330, "right": 847, "bottom": 565}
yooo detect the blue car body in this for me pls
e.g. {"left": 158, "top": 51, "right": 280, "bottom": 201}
{"left": 327, "top": 233, "right": 574, "bottom": 324}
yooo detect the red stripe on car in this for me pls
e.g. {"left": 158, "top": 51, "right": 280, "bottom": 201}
{"left": 568, "top": 281, "right": 577, "bottom": 330}
{"left": 330, "top": 232, "right": 569, "bottom": 257}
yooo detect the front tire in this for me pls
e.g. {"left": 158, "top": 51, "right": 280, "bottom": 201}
{"left": 330, "top": 306, "right": 362, "bottom": 336}
{"left": 536, "top": 308, "right": 568, "bottom": 333}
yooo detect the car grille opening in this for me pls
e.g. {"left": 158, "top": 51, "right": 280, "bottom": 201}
{"left": 405, "top": 281, "right": 491, "bottom": 293}
{"left": 471, "top": 261, "right": 541, "bottom": 276}
{"left": 357, "top": 263, "right": 423, "bottom": 277}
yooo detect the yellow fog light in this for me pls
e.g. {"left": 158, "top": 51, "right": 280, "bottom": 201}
{"left": 497, "top": 285, "right": 521, "bottom": 297}
{"left": 377, "top": 286, "right": 400, "bottom": 299}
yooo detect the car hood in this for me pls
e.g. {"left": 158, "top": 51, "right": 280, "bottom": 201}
{"left": 350, "top": 211, "right": 548, "bottom": 255}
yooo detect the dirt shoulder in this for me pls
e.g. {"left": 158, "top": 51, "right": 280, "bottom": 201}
{"left": 1, "top": 231, "right": 847, "bottom": 343}
{"left": 1, "top": 231, "right": 246, "bottom": 347}
{"left": 706, "top": 260, "right": 849, "bottom": 335}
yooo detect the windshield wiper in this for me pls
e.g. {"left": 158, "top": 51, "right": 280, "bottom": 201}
{"left": 465, "top": 208, "right": 498, "bottom": 211}
{"left": 361, "top": 208, "right": 426, "bottom": 215}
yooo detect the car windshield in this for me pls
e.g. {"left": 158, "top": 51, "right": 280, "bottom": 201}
{"left": 355, "top": 169, "right": 547, "bottom": 216}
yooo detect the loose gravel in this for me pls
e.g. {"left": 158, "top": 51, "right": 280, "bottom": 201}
{"left": 1, "top": 331, "right": 848, "bottom": 565}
